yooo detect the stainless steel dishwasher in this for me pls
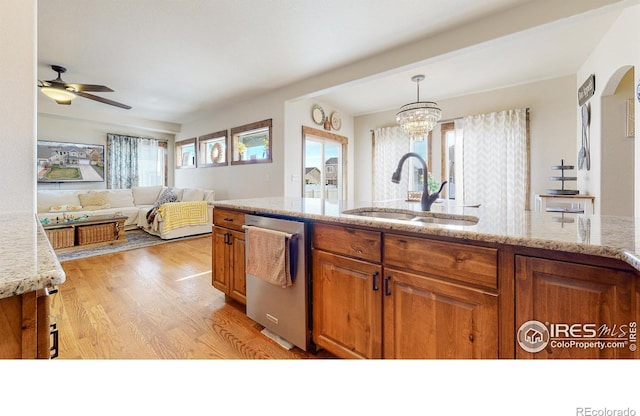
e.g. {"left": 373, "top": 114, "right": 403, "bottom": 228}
{"left": 244, "top": 214, "right": 311, "bottom": 351}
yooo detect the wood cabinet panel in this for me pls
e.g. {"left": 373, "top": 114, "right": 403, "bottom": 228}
{"left": 0, "top": 291, "right": 52, "bottom": 359}
{"left": 213, "top": 208, "right": 245, "bottom": 231}
{"left": 383, "top": 268, "right": 498, "bottom": 359}
{"left": 385, "top": 233, "right": 498, "bottom": 289}
{"left": 312, "top": 249, "right": 382, "bottom": 359}
{"left": 212, "top": 224, "right": 246, "bottom": 304}
{"left": 515, "top": 256, "right": 636, "bottom": 359}
{"left": 313, "top": 222, "right": 381, "bottom": 263}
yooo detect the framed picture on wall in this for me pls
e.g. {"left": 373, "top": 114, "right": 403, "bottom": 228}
{"left": 37, "top": 140, "right": 105, "bottom": 183}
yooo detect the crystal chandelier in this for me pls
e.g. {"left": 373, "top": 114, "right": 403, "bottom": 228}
{"left": 396, "top": 75, "right": 441, "bottom": 141}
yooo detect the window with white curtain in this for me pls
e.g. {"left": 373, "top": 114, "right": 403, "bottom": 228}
{"left": 372, "top": 126, "right": 431, "bottom": 202}
{"left": 107, "top": 133, "right": 167, "bottom": 188}
{"left": 374, "top": 108, "right": 529, "bottom": 212}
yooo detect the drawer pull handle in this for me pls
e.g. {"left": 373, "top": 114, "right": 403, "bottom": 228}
{"left": 50, "top": 322, "right": 59, "bottom": 359}
{"left": 468, "top": 334, "right": 474, "bottom": 343}
{"left": 224, "top": 217, "right": 234, "bottom": 222}
{"left": 384, "top": 275, "right": 391, "bottom": 296}
{"left": 372, "top": 271, "right": 379, "bottom": 291}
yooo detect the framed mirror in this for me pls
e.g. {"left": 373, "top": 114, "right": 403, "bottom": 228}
{"left": 176, "top": 138, "right": 196, "bottom": 169}
{"left": 230, "top": 119, "right": 272, "bottom": 165}
{"left": 198, "top": 130, "right": 228, "bottom": 167}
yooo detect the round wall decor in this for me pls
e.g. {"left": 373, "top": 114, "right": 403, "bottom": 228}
{"left": 330, "top": 111, "right": 342, "bottom": 130}
{"left": 211, "top": 142, "right": 224, "bottom": 164}
{"left": 311, "top": 104, "right": 325, "bottom": 125}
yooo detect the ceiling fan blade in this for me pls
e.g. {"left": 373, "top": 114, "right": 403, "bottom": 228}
{"left": 66, "top": 83, "right": 114, "bottom": 93}
{"left": 76, "top": 91, "right": 132, "bottom": 110}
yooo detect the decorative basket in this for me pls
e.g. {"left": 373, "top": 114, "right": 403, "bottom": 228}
{"left": 45, "top": 228, "right": 75, "bottom": 249}
{"left": 77, "top": 223, "right": 117, "bottom": 245}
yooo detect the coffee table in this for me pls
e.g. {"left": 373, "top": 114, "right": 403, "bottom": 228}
{"left": 42, "top": 214, "right": 128, "bottom": 251}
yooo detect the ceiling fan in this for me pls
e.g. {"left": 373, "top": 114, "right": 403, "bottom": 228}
{"left": 38, "top": 65, "right": 131, "bottom": 109}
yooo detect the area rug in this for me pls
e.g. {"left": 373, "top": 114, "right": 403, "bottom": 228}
{"left": 56, "top": 229, "right": 210, "bottom": 262}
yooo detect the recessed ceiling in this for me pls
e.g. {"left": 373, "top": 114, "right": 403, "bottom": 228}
{"left": 37, "top": 0, "right": 624, "bottom": 125}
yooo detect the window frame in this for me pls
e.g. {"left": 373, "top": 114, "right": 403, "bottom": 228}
{"left": 176, "top": 138, "right": 197, "bottom": 169}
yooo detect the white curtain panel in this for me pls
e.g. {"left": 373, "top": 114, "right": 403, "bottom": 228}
{"left": 373, "top": 126, "right": 411, "bottom": 202}
{"left": 462, "top": 108, "right": 528, "bottom": 224}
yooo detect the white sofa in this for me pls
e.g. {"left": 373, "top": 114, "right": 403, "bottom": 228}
{"left": 37, "top": 186, "right": 214, "bottom": 239}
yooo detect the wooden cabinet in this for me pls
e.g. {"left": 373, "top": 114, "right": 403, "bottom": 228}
{"left": 312, "top": 249, "right": 382, "bottom": 359}
{"left": 0, "top": 289, "right": 57, "bottom": 359}
{"left": 383, "top": 234, "right": 499, "bottom": 359}
{"left": 383, "top": 268, "right": 498, "bottom": 359}
{"left": 212, "top": 208, "right": 246, "bottom": 304}
{"left": 311, "top": 223, "right": 498, "bottom": 359}
{"left": 312, "top": 223, "right": 382, "bottom": 359}
{"left": 515, "top": 256, "right": 637, "bottom": 359}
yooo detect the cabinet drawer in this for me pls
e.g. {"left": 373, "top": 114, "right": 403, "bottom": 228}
{"left": 213, "top": 208, "right": 245, "bottom": 231}
{"left": 384, "top": 234, "right": 497, "bottom": 289}
{"left": 313, "top": 222, "right": 381, "bottom": 263}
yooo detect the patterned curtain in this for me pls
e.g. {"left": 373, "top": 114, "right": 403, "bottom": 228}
{"left": 462, "top": 108, "right": 529, "bottom": 226}
{"left": 107, "top": 134, "right": 142, "bottom": 189}
{"left": 373, "top": 126, "right": 411, "bottom": 201}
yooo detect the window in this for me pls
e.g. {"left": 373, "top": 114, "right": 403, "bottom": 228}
{"left": 106, "top": 134, "right": 167, "bottom": 188}
{"left": 198, "top": 130, "right": 228, "bottom": 167}
{"left": 440, "top": 122, "right": 458, "bottom": 200}
{"left": 176, "top": 138, "right": 196, "bottom": 168}
{"left": 302, "top": 126, "right": 347, "bottom": 200}
{"left": 138, "top": 140, "right": 167, "bottom": 186}
{"left": 231, "top": 119, "right": 272, "bottom": 165}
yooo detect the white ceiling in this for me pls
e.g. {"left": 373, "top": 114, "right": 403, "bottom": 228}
{"left": 37, "top": 0, "right": 628, "bottom": 126}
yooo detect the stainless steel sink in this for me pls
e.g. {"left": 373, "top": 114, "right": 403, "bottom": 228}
{"left": 342, "top": 208, "right": 478, "bottom": 226}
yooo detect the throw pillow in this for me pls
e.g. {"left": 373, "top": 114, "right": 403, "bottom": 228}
{"left": 78, "top": 191, "right": 109, "bottom": 208}
{"left": 153, "top": 187, "right": 178, "bottom": 209}
{"left": 49, "top": 204, "right": 82, "bottom": 213}
{"left": 146, "top": 188, "right": 178, "bottom": 224}
{"left": 182, "top": 188, "right": 204, "bottom": 202}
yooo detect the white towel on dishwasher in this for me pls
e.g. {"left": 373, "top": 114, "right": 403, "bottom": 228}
{"left": 245, "top": 226, "right": 292, "bottom": 287}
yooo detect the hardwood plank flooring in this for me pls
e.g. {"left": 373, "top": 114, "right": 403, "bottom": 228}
{"left": 51, "top": 235, "right": 334, "bottom": 359}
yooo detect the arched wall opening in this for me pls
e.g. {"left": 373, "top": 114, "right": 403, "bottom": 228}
{"left": 600, "top": 65, "right": 635, "bottom": 216}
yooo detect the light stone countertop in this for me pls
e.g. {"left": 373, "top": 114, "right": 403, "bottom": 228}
{"left": 0, "top": 212, "right": 66, "bottom": 300}
{"left": 213, "top": 197, "right": 640, "bottom": 271}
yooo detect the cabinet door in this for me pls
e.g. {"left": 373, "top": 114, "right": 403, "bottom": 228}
{"left": 212, "top": 226, "right": 230, "bottom": 294}
{"left": 383, "top": 268, "right": 498, "bottom": 359}
{"left": 229, "top": 230, "right": 246, "bottom": 304}
{"left": 312, "top": 249, "right": 382, "bottom": 359}
{"left": 515, "top": 256, "right": 637, "bottom": 359}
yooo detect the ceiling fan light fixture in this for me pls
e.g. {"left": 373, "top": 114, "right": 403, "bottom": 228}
{"left": 41, "top": 86, "right": 77, "bottom": 102}
{"left": 396, "top": 74, "right": 441, "bottom": 141}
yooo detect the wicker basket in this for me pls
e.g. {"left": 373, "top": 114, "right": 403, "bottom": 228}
{"left": 77, "top": 223, "right": 117, "bottom": 245}
{"left": 45, "top": 228, "right": 75, "bottom": 249}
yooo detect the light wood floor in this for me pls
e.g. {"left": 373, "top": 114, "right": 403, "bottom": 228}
{"left": 52, "top": 235, "right": 334, "bottom": 359}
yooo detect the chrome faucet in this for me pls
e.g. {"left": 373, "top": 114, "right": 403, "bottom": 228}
{"left": 391, "top": 152, "right": 447, "bottom": 211}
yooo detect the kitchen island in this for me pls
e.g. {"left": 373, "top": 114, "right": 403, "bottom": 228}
{"left": 213, "top": 197, "right": 640, "bottom": 359}
{"left": 0, "top": 212, "right": 66, "bottom": 359}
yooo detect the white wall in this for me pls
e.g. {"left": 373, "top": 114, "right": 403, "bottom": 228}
{"left": 601, "top": 68, "right": 635, "bottom": 216}
{"left": 354, "top": 75, "right": 577, "bottom": 208}
{"left": 37, "top": 114, "right": 176, "bottom": 191}
{"left": 577, "top": 4, "right": 640, "bottom": 215}
{"left": 0, "top": 0, "right": 36, "bottom": 212}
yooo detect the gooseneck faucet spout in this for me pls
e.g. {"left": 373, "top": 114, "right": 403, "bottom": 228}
{"left": 391, "top": 152, "right": 447, "bottom": 211}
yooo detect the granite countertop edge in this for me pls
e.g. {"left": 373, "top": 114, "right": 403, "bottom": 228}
{"left": 0, "top": 213, "right": 66, "bottom": 301}
{"left": 213, "top": 198, "right": 640, "bottom": 272}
